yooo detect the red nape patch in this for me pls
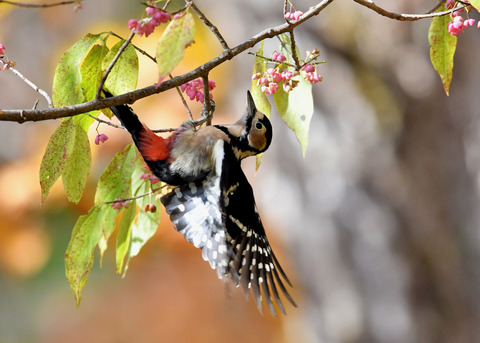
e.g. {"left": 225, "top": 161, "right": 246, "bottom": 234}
{"left": 138, "top": 125, "right": 172, "bottom": 161}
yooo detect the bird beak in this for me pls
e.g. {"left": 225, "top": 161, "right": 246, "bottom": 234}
{"left": 246, "top": 90, "right": 257, "bottom": 118}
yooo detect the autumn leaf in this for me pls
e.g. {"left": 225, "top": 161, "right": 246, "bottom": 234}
{"left": 156, "top": 11, "right": 195, "bottom": 84}
{"left": 428, "top": 10, "right": 457, "bottom": 95}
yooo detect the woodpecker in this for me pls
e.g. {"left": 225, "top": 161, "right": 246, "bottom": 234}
{"left": 105, "top": 90, "right": 296, "bottom": 315}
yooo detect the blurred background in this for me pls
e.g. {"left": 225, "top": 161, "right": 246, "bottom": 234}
{"left": 1, "top": 0, "right": 480, "bottom": 342}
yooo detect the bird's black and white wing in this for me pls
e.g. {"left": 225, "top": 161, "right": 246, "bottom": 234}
{"left": 219, "top": 148, "right": 296, "bottom": 316}
{"left": 161, "top": 141, "right": 296, "bottom": 315}
{"left": 161, "top": 141, "right": 232, "bottom": 278}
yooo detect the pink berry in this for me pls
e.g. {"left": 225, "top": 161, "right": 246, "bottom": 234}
{"left": 146, "top": 6, "right": 156, "bottom": 16}
{"left": 95, "top": 133, "right": 108, "bottom": 145}
{"left": 128, "top": 19, "right": 138, "bottom": 30}
{"left": 276, "top": 53, "right": 286, "bottom": 62}
{"left": 291, "top": 11, "right": 303, "bottom": 21}
{"left": 186, "top": 88, "right": 197, "bottom": 100}
{"left": 302, "top": 64, "right": 315, "bottom": 73}
{"left": 284, "top": 12, "right": 291, "bottom": 19}
{"left": 111, "top": 199, "right": 124, "bottom": 210}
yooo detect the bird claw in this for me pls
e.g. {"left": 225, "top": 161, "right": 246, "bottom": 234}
{"left": 201, "top": 99, "right": 215, "bottom": 120}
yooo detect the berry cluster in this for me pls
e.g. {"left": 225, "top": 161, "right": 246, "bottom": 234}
{"left": 301, "top": 64, "right": 322, "bottom": 84}
{"left": 95, "top": 133, "right": 108, "bottom": 145}
{"left": 284, "top": 11, "right": 303, "bottom": 21}
{"left": 144, "top": 203, "right": 157, "bottom": 213}
{"left": 446, "top": 0, "right": 479, "bottom": 36}
{"left": 253, "top": 64, "right": 299, "bottom": 95}
{"left": 111, "top": 198, "right": 131, "bottom": 210}
{"left": 128, "top": 6, "right": 171, "bottom": 37}
{"left": 180, "top": 78, "right": 216, "bottom": 102}
{"left": 253, "top": 50, "right": 323, "bottom": 95}
{"left": 140, "top": 173, "right": 160, "bottom": 184}
{"left": 0, "top": 44, "right": 5, "bottom": 56}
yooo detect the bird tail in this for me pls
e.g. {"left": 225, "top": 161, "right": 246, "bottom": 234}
{"left": 103, "top": 90, "right": 170, "bottom": 161}
{"left": 103, "top": 90, "right": 144, "bottom": 143}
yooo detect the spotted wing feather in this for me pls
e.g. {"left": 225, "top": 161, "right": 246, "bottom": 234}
{"left": 161, "top": 175, "right": 233, "bottom": 277}
{"left": 220, "top": 148, "right": 296, "bottom": 316}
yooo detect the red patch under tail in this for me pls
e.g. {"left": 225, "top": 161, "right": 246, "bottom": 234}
{"left": 138, "top": 125, "right": 172, "bottom": 161}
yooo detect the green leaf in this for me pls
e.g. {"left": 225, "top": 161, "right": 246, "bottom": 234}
{"left": 65, "top": 206, "right": 100, "bottom": 307}
{"left": 52, "top": 33, "right": 100, "bottom": 107}
{"left": 116, "top": 200, "right": 137, "bottom": 275}
{"left": 273, "top": 75, "right": 313, "bottom": 157}
{"left": 251, "top": 41, "right": 271, "bottom": 117}
{"left": 39, "top": 118, "right": 76, "bottom": 205}
{"left": 97, "top": 206, "right": 117, "bottom": 264}
{"left": 102, "top": 40, "right": 139, "bottom": 96}
{"left": 272, "top": 33, "right": 313, "bottom": 156}
{"left": 65, "top": 205, "right": 117, "bottom": 307}
{"left": 62, "top": 121, "right": 92, "bottom": 204}
{"left": 156, "top": 11, "right": 195, "bottom": 83}
{"left": 251, "top": 40, "right": 272, "bottom": 170}
{"left": 428, "top": 10, "right": 457, "bottom": 96}
{"left": 128, "top": 158, "right": 161, "bottom": 258}
{"left": 470, "top": 0, "right": 480, "bottom": 11}
{"left": 74, "top": 43, "right": 110, "bottom": 130}
{"left": 95, "top": 144, "right": 137, "bottom": 204}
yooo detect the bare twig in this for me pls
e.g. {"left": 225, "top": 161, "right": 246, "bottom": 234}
{"left": 426, "top": 0, "right": 446, "bottom": 14}
{"left": 104, "top": 184, "right": 167, "bottom": 204}
{"left": 201, "top": 74, "right": 212, "bottom": 126}
{"left": 288, "top": 29, "right": 301, "bottom": 69}
{"left": 0, "top": 0, "right": 78, "bottom": 7}
{"left": 352, "top": 0, "right": 468, "bottom": 21}
{"left": 190, "top": 2, "right": 230, "bottom": 50}
{"left": 109, "top": 31, "right": 156, "bottom": 63}
{"left": 6, "top": 65, "right": 53, "bottom": 108}
{"left": 95, "top": 30, "right": 136, "bottom": 100}
{"left": 87, "top": 113, "right": 123, "bottom": 129}
{"left": 170, "top": 74, "right": 194, "bottom": 121}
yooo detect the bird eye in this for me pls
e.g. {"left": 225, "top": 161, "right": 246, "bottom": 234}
{"left": 255, "top": 122, "right": 263, "bottom": 130}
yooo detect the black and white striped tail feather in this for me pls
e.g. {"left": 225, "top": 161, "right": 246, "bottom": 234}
{"left": 162, "top": 165, "right": 296, "bottom": 315}
{"left": 227, "top": 229, "right": 296, "bottom": 316}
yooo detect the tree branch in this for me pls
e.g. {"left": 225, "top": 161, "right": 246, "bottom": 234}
{"left": 6, "top": 65, "right": 53, "bottom": 108}
{"left": 1, "top": 0, "right": 462, "bottom": 124}
{"left": 351, "top": 0, "right": 467, "bottom": 21}
{"left": 0, "top": 0, "right": 80, "bottom": 8}
{"left": 190, "top": 2, "right": 230, "bottom": 50}
{"left": 0, "top": 0, "right": 336, "bottom": 123}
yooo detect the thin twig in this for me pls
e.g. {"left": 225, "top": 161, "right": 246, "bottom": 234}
{"left": 352, "top": 0, "right": 468, "bottom": 21}
{"left": 190, "top": 2, "right": 230, "bottom": 50}
{"left": 95, "top": 30, "right": 136, "bottom": 100}
{"left": 427, "top": 0, "right": 446, "bottom": 14}
{"left": 104, "top": 184, "right": 167, "bottom": 204}
{"left": 248, "top": 52, "right": 297, "bottom": 69}
{"left": 170, "top": 74, "right": 193, "bottom": 121}
{"left": 288, "top": 29, "right": 301, "bottom": 69}
{"left": 201, "top": 74, "right": 212, "bottom": 126}
{"left": 7, "top": 66, "right": 53, "bottom": 107}
{"left": 109, "top": 31, "right": 156, "bottom": 63}
{"left": 87, "top": 113, "right": 123, "bottom": 129}
{"left": 0, "top": 0, "right": 77, "bottom": 7}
